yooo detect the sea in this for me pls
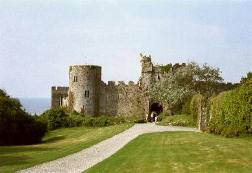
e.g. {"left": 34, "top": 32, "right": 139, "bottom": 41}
{"left": 19, "top": 98, "right": 51, "bottom": 115}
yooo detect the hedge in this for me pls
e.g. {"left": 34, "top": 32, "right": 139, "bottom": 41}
{"left": 190, "top": 94, "right": 204, "bottom": 122}
{"left": 208, "top": 82, "right": 252, "bottom": 137}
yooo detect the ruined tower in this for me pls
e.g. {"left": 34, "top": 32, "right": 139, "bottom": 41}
{"left": 139, "top": 53, "right": 154, "bottom": 89}
{"left": 68, "top": 65, "right": 101, "bottom": 116}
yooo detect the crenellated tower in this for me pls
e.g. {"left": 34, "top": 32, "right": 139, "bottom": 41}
{"left": 68, "top": 65, "right": 101, "bottom": 116}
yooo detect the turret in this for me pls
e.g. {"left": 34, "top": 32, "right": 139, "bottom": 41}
{"left": 140, "top": 53, "right": 153, "bottom": 74}
{"left": 68, "top": 65, "right": 101, "bottom": 116}
{"left": 139, "top": 53, "right": 154, "bottom": 89}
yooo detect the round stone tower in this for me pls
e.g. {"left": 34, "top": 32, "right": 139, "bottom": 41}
{"left": 68, "top": 65, "right": 101, "bottom": 116}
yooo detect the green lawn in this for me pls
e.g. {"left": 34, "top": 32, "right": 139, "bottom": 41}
{"left": 0, "top": 123, "right": 132, "bottom": 173}
{"left": 158, "top": 114, "right": 196, "bottom": 127}
{"left": 86, "top": 132, "right": 252, "bottom": 173}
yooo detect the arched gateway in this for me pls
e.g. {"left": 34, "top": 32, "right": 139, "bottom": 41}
{"left": 145, "top": 102, "right": 163, "bottom": 122}
{"left": 149, "top": 102, "right": 163, "bottom": 115}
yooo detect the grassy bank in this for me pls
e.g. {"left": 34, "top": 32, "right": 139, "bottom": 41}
{"left": 86, "top": 132, "right": 252, "bottom": 173}
{"left": 0, "top": 123, "right": 132, "bottom": 173}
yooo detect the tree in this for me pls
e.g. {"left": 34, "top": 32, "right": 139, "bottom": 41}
{"left": 41, "top": 107, "right": 68, "bottom": 130}
{"left": 240, "top": 72, "right": 252, "bottom": 84}
{"left": 149, "top": 63, "right": 197, "bottom": 111}
{"left": 160, "top": 63, "right": 172, "bottom": 73}
{"left": 149, "top": 62, "right": 223, "bottom": 113}
{"left": 194, "top": 63, "right": 223, "bottom": 96}
{"left": 0, "top": 89, "right": 47, "bottom": 145}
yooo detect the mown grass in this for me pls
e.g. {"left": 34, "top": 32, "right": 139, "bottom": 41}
{"left": 86, "top": 132, "right": 252, "bottom": 173}
{"left": 158, "top": 114, "right": 196, "bottom": 127}
{"left": 0, "top": 123, "right": 132, "bottom": 173}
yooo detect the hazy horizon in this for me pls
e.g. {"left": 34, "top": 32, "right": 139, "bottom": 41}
{"left": 19, "top": 97, "right": 50, "bottom": 114}
{"left": 0, "top": 0, "right": 251, "bottom": 98}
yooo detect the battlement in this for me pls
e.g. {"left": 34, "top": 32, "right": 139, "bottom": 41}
{"left": 69, "top": 65, "right": 101, "bottom": 68}
{"left": 140, "top": 53, "right": 152, "bottom": 62}
{"left": 102, "top": 80, "right": 137, "bottom": 88}
{"left": 69, "top": 65, "right": 101, "bottom": 71}
{"left": 108, "top": 81, "right": 116, "bottom": 86}
{"left": 51, "top": 86, "right": 69, "bottom": 109}
{"left": 118, "top": 81, "right": 125, "bottom": 85}
{"left": 128, "top": 81, "right": 135, "bottom": 85}
{"left": 51, "top": 86, "right": 69, "bottom": 91}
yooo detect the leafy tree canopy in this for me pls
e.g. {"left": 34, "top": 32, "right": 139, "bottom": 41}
{"left": 240, "top": 72, "right": 252, "bottom": 84}
{"left": 149, "top": 62, "right": 223, "bottom": 108}
{"left": 0, "top": 89, "right": 47, "bottom": 145}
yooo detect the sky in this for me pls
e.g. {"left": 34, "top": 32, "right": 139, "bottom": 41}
{"left": 0, "top": 0, "right": 251, "bottom": 98}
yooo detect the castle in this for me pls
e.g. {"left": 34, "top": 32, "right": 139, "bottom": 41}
{"left": 51, "top": 54, "right": 166, "bottom": 117}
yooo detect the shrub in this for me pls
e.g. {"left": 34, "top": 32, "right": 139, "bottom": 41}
{"left": 108, "top": 116, "right": 127, "bottom": 124}
{"left": 208, "top": 82, "right": 252, "bottom": 137}
{"left": 190, "top": 94, "right": 204, "bottom": 121}
{"left": 0, "top": 89, "right": 47, "bottom": 145}
{"left": 181, "top": 97, "right": 192, "bottom": 115}
{"left": 82, "top": 116, "right": 127, "bottom": 127}
{"left": 160, "top": 63, "right": 172, "bottom": 73}
{"left": 162, "top": 110, "right": 172, "bottom": 116}
{"left": 157, "top": 113, "right": 166, "bottom": 122}
{"left": 208, "top": 92, "right": 226, "bottom": 134}
{"left": 91, "top": 116, "right": 110, "bottom": 127}
{"left": 40, "top": 109, "right": 134, "bottom": 129}
{"left": 67, "top": 113, "right": 84, "bottom": 127}
{"left": 41, "top": 107, "right": 68, "bottom": 130}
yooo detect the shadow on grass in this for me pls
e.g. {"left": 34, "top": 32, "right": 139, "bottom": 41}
{"left": 0, "top": 155, "right": 32, "bottom": 167}
{"left": 42, "top": 135, "right": 66, "bottom": 144}
{"left": 0, "top": 146, "right": 55, "bottom": 155}
{"left": 0, "top": 147, "right": 57, "bottom": 167}
{"left": 0, "top": 136, "right": 65, "bottom": 169}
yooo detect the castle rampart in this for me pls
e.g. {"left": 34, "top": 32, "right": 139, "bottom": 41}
{"left": 51, "top": 54, "right": 168, "bottom": 117}
{"left": 99, "top": 81, "right": 147, "bottom": 117}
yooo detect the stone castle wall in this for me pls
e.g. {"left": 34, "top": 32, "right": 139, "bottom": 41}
{"left": 99, "top": 81, "right": 118, "bottom": 116}
{"left": 51, "top": 86, "right": 69, "bottom": 108}
{"left": 51, "top": 54, "right": 166, "bottom": 117}
{"left": 99, "top": 81, "right": 148, "bottom": 117}
{"left": 116, "top": 82, "right": 148, "bottom": 117}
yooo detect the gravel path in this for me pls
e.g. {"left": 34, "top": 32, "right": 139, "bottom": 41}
{"left": 18, "top": 124, "right": 199, "bottom": 173}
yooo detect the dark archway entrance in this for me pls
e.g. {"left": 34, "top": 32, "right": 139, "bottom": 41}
{"left": 149, "top": 102, "right": 163, "bottom": 115}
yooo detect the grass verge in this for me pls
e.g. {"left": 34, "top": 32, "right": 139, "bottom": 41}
{"left": 0, "top": 123, "right": 133, "bottom": 173}
{"left": 85, "top": 132, "right": 252, "bottom": 173}
{"left": 158, "top": 114, "right": 196, "bottom": 127}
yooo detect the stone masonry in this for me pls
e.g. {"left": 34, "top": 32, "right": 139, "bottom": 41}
{"left": 51, "top": 54, "right": 168, "bottom": 117}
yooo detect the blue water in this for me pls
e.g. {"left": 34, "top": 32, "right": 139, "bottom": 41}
{"left": 19, "top": 98, "right": 51, "bottom": 115}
